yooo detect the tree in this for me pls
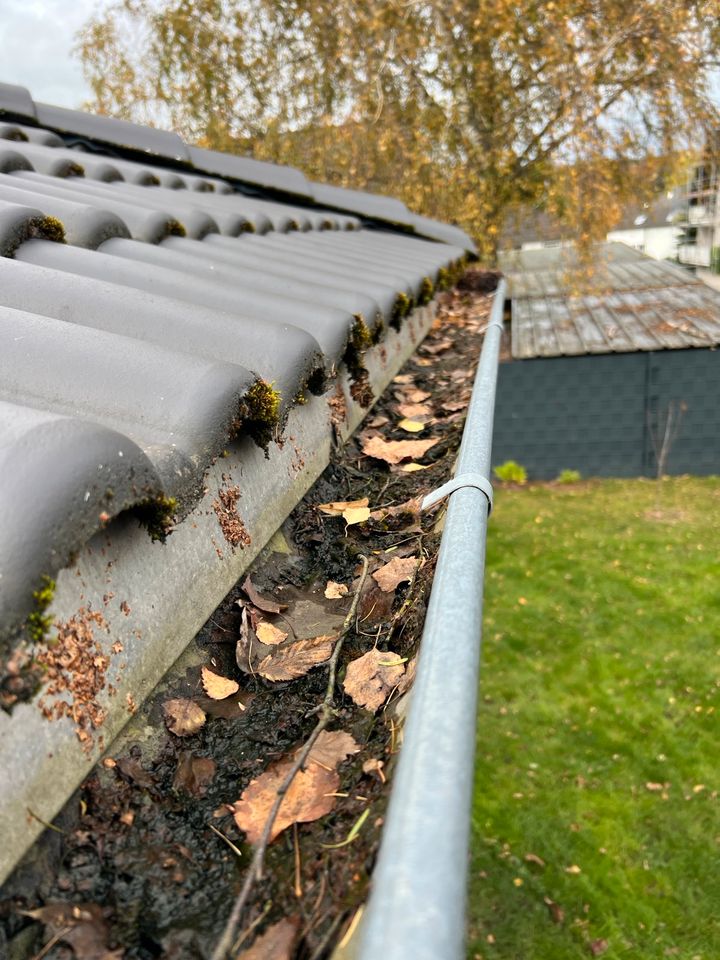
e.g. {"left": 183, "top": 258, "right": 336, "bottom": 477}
{"left": 76, "top": 0, "right": 720, "bottom": 259}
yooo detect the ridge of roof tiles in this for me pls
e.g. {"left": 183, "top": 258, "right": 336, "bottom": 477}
{"left": 0, "top": 83, "right": 470, "bottom": 644}
{"left": 0, "top": 82, "right": 476, "bottom": 249}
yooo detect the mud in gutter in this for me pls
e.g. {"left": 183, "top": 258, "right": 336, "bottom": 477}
{"left": 0, "top": 272, "right": 500, "bottom": 960}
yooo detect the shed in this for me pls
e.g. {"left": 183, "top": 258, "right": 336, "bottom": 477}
{"left": 495, "top": 243, "right": 720, "bottom": 478}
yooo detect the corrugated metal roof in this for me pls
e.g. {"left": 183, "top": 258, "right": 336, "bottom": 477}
{"left": 0, "top": 90, "right": 468, "bottom": 643}
{"left": 0, "top": 83, "right": 476, "bottom": 249}
{"left": 500, "top": 242, "right": 720, "bottom": 359}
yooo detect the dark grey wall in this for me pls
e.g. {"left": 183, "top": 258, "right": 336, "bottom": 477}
{"left": 492, "top": 349, "right": 720, "bottom": 479}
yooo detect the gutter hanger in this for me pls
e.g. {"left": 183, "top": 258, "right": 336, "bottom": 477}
{"left": 358, "top": 279, "right": 507, "bottom": 960}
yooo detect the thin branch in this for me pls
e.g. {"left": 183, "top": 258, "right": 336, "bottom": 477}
{"left": 210, "top": 556, "right": 371, "bottom": 960}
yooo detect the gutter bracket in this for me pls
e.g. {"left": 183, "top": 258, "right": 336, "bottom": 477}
{"left": 421, "top": 472, "right": 494, "bottom": 514}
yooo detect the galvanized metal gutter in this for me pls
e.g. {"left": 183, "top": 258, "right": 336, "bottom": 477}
{"left": 357, "top": 279, "right": 507, "bottom": 960}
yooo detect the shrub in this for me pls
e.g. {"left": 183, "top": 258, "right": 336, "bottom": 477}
{"left": 493, "top": 460, "right": 528, "bottom": 484}
{"left": 556, "top": 469, "right": 582, "bottom": 484}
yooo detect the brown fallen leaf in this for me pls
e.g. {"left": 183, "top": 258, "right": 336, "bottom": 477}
{"left": 543, "top": 896, "right": 565, "bottom": 924}
{"left": 369, "top": 496, "right": 422, "bottom": 525}
{"left": 343, "top": 648, "right": 405, "bottom": 712}
{"left": 257, "top": 635, "right": 335, "bottom": 681}
{"left": 238, "top": 917, "right": 301, "bottom": 960}
{"left": 173, "top": 753, "right": 217, "bottom": 796}
{"left": 393, "top": 373, "right": 414, "bottom": 384}
{"left": 362, "top": 758, "right": 386, "bottom": 782}
{"left": 441, "top": 398, "right": 469, "bottom": 413}
{"left": 590, "top": 940, "right": 609, "bottom": 957}
{"left": 361, "top": 435, "right": 438, "bottom": 465}
{"left": 372, "top": 556, "right": 419, "bottom": 592}
{"left": 232, "top": 759, "right": 338, "bottom": 844}
{"left": 201, "top": 666, "right": 240, "bottom": 700}
{"left": 524, "top": 852, "right": 546, "bottom": 868}
{"left": 356, "top": 582, "right": 396, "bottom": 624}
{"left": 22, "top": 903, "right": 123, "bottom": 960}
{"left": 317, "top": 498, "right": 371, "bottom": 525}
{"left": 400, "top": 387, "right": 431, "bottom": 403}
{"left": 309, "top": 729, "right": 361, "bottom": 769}
{"left": 421, "top": 338, "right": 453, "bottom": 354}
{"left": 241, "top": 576, "right": 287, "bottom": 614}
{"left": 116, "top": 756, "right": 155, "bottom": 790}
{"left": 163, "top": 699, "right": 206, "bottom": 737}
{"left": 397, "top": 418, "right": 425, "bottom": 433}
{"left": 396, "top": 402, "right": 432, "bottom": 419}
{"left": 396, "top": 655, "right": 417, "bottom": 696}
{"left": 325, "top": 580, "right": 349, "bottom": 599}
{"left": 256, "top": 621, "right": 288, "bottom": 646}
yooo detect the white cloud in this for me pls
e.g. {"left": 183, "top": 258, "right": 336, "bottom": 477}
{"left": 0, "top": 0, "right": 105, "bottom": 108}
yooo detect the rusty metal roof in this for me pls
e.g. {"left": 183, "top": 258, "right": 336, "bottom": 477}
{"left": 499, "top": 243, "right": 720, "bottom": 359}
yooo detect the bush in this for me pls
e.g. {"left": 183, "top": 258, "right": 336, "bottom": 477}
{"left": 493, "top": 460, "right": 528, "bottom": 484}
{"left": 556, "top": 469, "right": 582, "bottom": 484}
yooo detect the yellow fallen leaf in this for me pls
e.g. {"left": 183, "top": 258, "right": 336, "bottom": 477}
{"left": 564, "top": 864, "right": 582, "bottom": 875}
{"left": 398, "top": 418, "right": 425, "bottom": 433}
{"left": 325, "top": 580, "right": 349, "bottom": 599}
{"left": 399, "top": 462, "right": 429, "bottom": 472}
{"left": 343, "top": 506, "right": 371, "bottom": 525}
{"left": 318, "top": 498, "right": 370, "bottom": 524}
{"left": 256, "top": 621, "right": 288, "bottom": 645}
{"left": 201, "top": 667, "right": 240, "bottom": 700}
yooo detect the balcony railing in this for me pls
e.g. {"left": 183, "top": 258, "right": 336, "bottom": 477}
{"left": 678, "top": 244, "right": 712, "bottom": 266}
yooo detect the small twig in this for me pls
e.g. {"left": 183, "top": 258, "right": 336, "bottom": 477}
{"left": 210, "top": 556, "right": 370, "bottom": 960}
{"left": 27, "top": 808, "right": 65, "bottom": 835}
{"left": 31, "top": 927, "right": 72, "bottom": 960}
{"left": 231, "top": 900, "right": 272, "bottom": 956}
{"left": 208, "top": 823, "right": 243, "bottom": 859}
{"left": 293, "top": 822, "right": 303, "bottom": 898}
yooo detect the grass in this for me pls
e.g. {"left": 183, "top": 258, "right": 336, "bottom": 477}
{"left": 468, "top": 477, "right": 720, "bottom": 960}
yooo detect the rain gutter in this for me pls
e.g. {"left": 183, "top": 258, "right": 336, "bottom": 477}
{"left": 357, "top": 279, "right": 507, "bottom": 960}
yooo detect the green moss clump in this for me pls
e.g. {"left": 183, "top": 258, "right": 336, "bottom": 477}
{"left": 351, "top": 315, "right": 372, "bottom": 352}
{"left": 239, "top": 379, "right": 282, "bottom": 448}
{"left": 239, "top": 220, "right": 256, "bottom": 234}
{"left": 168, "top": 221, "right": 187, "bottom": 238}
{"left": 437, "top": 266, "right": 452, "bottom": 291}
{"left": 391, "top": 292, "right": 411, "bottom": 328}
{"left": 371, "top": 315, "right": 385, "bottom": 344}
{"left": 419, "top": 276, "right": 435, "bottom": 305}
{"left": 133, "top": 495, "right": 178, "bottom": 542}
{"left": 27, "top": 575, "right": 56, "bottom": 643}
{"left": 245, "top": 380, "right": 281, "bottom": 426}
{"left": 40, "top": 216, "right": 66, "bottom": 244}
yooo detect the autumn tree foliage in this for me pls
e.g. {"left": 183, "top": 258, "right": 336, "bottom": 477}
{"left": 76, "top": 1, "right": 720, "bottom": 257}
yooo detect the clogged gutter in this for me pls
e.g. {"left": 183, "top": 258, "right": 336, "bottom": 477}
{"left": 0, "top": 272, "right": 500, "bottom": 960}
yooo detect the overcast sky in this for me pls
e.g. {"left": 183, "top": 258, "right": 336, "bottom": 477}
{"left": 0, "top": 0, "right": 103, "bottom": 109}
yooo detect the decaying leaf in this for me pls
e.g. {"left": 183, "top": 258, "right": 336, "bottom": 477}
{"left": 372, "top": 556, "right": 419, "bottom": 592}
{"left": 543, "top": 896, "right": 565, "bottom": 924}
{"left": 309, "top": 729, "right": 361, "bottom": 769}
{"left": 241, "top": 576, "right": 287, "bottom": 614}
{"left": 257, "top": 635, "right": 335, "bottom": 681}
{"left": 397, "top": 418, "right": 425, "bottom": 433}
{"left": 22, "top": 903, "right": 122, "bottom": 960}
{"left": 396, "top": 655, "right": 417, "bottom": 696}
{"left": 232, "top": 730, "right": 359, "bottom": 844}
{"left": 361, "top": 435, "right": 438, "bottom": 465}
{"left": 325, "top": 580, "right": 349, "bottom": 599}
{"left": 232, "top": 759, "right": 338, "bottom": 844}
{"left": 398, "top": 462, "right": 429, "bottom": 472}
{"left": 396, "top": 402, "right": 432, "bottom": 419}
{"left": 173, "top": 752, "right": 217, "bottom": 796}
{"left": 343, "top": 648, "right": 405, "bottom": 711}
{"left": 362, "top": 757, "right": 386, "bottom": 782}
{"left": 317, "top": 498, "right": 370, "bottom": 525}
{"left": 590, "top": 940, "right": 609, "bottom": 957}
{"left": 201, "top": 666, "right": 240, "bottom": 700}
{"left": 237, "top": 917, "right": 301, "bottom": 960}
{"left": 256, "top": 621, "right": 288, "bottom": 646}
{"left": 116, "top": 756, "right": 154, "bottom": 790}
{"left": 400, "top": 387, "right": 431, "bottom": 403}
{"left": 163, "top": 699, "right": 206, "bottom": 737}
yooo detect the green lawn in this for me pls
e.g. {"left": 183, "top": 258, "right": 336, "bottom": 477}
{"left": 468, "top": 477, "right": 720, "bottom": 960}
